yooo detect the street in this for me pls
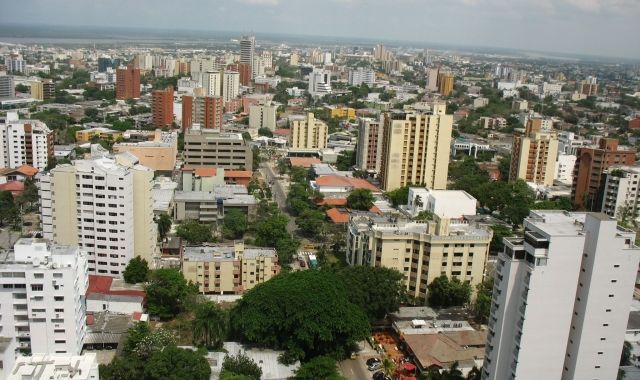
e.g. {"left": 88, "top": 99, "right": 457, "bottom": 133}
{"left": 338, "top": 341, "right": 381, "bottom": 380}
{"left": 260, "top": 161, "right": 297, "bottom": 233}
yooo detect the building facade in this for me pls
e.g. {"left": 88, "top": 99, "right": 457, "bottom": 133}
{"left": 509, "top": 119, "right": 559, "bottom": 186}
{"left": 438, "top": 73, "right": 454, "bottom": 96}
{"left": 355, "top": 116, "right": 384, "bottom": 173}
{"left": 482, "top": 211, "right": 640, "bottom": 380}
{"left": 113, "top": 130, "right": 178, "bottom": 172}
{"left": 348, "top": 67, "right": 376, "bottom": 86}
{"left": 601, "top": 165, "right": 640, "bottom": 222}
{"left": 0, "top": 74, "right": 15, "bottom": 99}
{"left": 182, "top": 95, "right": 224, "bottom": 130}
{"left": 183, "top": 129, "right": 252, "bottom": 170}
{"left": 116, "top": 65, "right": 140, "bottom": 100}
{"left": 289, "top": 113, "right": 329, "bottom": 150}
{"left": 308, "top": 68, "right": 332, "bottom": 97}
{"left": 222, "top": 71, "right": 240, "bottom": 103}
{"left": 151, "top": 86, "right": 174, "bottom": 128}
{"left": 248, "top": 102, "right": 277, "bottom": 131}
{"left": 0, "top": 112, "right": 54, "bottom": 171}
{"left": 240, "top": 36, "right": 256, "bottom": 80}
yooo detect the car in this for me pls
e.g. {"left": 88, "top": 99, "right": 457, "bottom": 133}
{"left": 372, "top": 371, "right": 391, "bottom": 380}
{"left": 367, "top": 362, "right": 382, "bottom": 371}
{"left": 366, "top": 358, "right": 381, "bottom": 366}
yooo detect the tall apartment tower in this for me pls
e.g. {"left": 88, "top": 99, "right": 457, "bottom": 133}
{"left": 308, "top": 68, "right": 332, "bottom": 97}
{"left": 39, "top": 152, "right": 157, "bottom": 277}
{"left": 152, "top": 86, "right": 174, "bottom": 128}
{"left": 240, "top": 36, "right": 256, "bottom": 80}
{"left": 425, "top": 68, "right": 439, "bottom": 92}
{"left": 181, "top": 95, "right": 224, "bottom": 130}
{"left": 572, "top": 138, "right": 636, "bottom": 211}
{"left": 289, "top": 113, "right": 328, "bottom": 150}
{"left": 222, "top": 71, "right": 240, "bottom": 102}
{"left": 601, "top": 165, "right": 640, "bottom": 221}
{"left": 482, "top": 211, "right": 640, "bottom": 380}
{"left": 438, "top": 73, "right": 454, "bottom": 96}
{"left": 181, "top": 94, "right": 193, "bottom": 131}
{"left": 355, "top": 116, "right": 384, "bottom": 173}
{"left": 379, "top": 104, "right": 452, "bottom": 191}
{"left": 0, "top": 74, "right": 15, "bottom": 98}
{"left": 0, "top": 112, "right": 54, "bottom": 171}
{"left": 204, "top": 70, "right": 222, "bottom": 97}
{"left": 509, "top": 118, "right": 559, "bottom": 186}
{"left": 0, "top": 238, "right": 88, "bottom": 379}
{"left": 116, "top": 64, "right": 140, "bottom": 100}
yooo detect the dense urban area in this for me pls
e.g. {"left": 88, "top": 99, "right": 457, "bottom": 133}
{"left": 0, "top": 25, "right": 639, "bottom": 380}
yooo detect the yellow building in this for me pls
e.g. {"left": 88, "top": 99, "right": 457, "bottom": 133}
{"left": 30, "top": 81, "right": 43, "bottom": 100}
{"left": 75, "top": 128, "right": 124, "bottom": 143}
{"left": 182, "top": 242, "right": 280, "bottom": 294}
{"left": 289, "top": 113, "right": 329, "bottom": 149}
{"left": 113, "top": 130, "right": 178, "bottom": 172}
{"left": 438, "top": 73, "right": 454, "bottom": 96}
{"left": 509, "top": 119, "right": 559, "bottom": 186}
{"left": 347, "top": 215, "right": 491, "bottom": 301}
{"left": 325, "top": 105, "right": 356, "bottom": 119}
{"left": 379, "top": 104, "right": 452, "bottom": 191}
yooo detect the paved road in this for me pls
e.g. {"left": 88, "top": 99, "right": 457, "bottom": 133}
{"left": 260, "top": 161, "right": 297, "bottom": 233}
{"left": 339, "top": 341, "right": 381, "bottom": 380}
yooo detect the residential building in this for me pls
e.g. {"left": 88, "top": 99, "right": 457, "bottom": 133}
{"left": 182, "top": 241, "right": 279, "bottom": 294}
{"left": 379, "top": 105, "right": 453, "bottom": 191}
{"left": 39, "top": 152, "right": 157, "bottom": 277}
{"left": 289, "top": 113, "right": 328, "bottom": 150}
{"left": 240, "top": 36, "right": 256, "bottom": 80}
{"left": 42, "top": 80, "right": 55, "bottom": 100}
{"left": 558, "top": 131, "right": 591, "bottom": 155}
{"left": 425, "top": 68, "right": 439, "bottom": 92}
{"left": 0, "top": 74, "right": 15, "bottom": 98}
{"left": 151, "top": 86, "right": 174, "bottom": 128}
{"left": 222, "top": 71, "right": 240, "bottom": 103}
{"left": 181, "top": 95, "right": 193, "bottom": 130}
{"left": 30, "top": 81, "right": 43, "bottom": 100}
{"left": 438, "top": 73, "right": 454, "bottom": 96}
{"left": 183, "top": 129, "right": 252, "bottom": 170}
{"left": 325, "top": 105, "right": 356, "bottom": 119}
{"left": 405, "top": 187, "right": 477, "bottom": 219}
{"left": 473, "top": 97, "right": 489, "bottom": 109}
{"left": 482, "top": 211, "right": 640, "bottom": 380}
{"left": 509, "top": 119, "right": 559, "bottom": 186}
{"left": 572, "top": 138, "right": 636, "bottom": 210}
{"left": 348, "top": 67, "right": 376, "bottom": 86}
{"left": 75, "top": 128, "right": 123, "bottom": 143}
{"left": 248, "top": 102, "right": 277, "bottom": 131}
{"left": 0, "top": 238, "right": 88, "bottom": 380}
{"left": 0, "top": 112, "right": 54, "bottom": 171}
{"left": 4, "top": 53, "right": 25, "bottom": 73}
{"left": 512, "top": 100, "right": 528, "bottom": 111}
{"left": 355, "top": 116, "right": 384, "bottom": 173}
{"left": 181, "top": 166, "right": 225, "bottom": 192}
{"left": 629, "top": 117, "right": 640, "bottom": 130}
{"left": 174, "top": 185, "right": 257, "bottom": 222}
{"left": 113, "top": 129, "right": 178, "bottom": 172}
{"left": 310, "top": 175, "right": 381, "bottom": 197}
{"left": 346, "top": 215, "right": 491, "bottom": 301}
{"left": 203, "top": 71, "right": 222, "bottom": 97}
{"left": 580, "top": 76, "right": 598, "bottom": 96}
{"left": 308, "top": 68, "right": 332, "bottom": 97}
{"left": 8, "top": 353, "right": 99, "bottom": 380}
{"left": 601, "top": 165, "right": 640, "bottom": 222}
{"left": 555, "top": 153, "right": 576, "bottom": 185}
{"left": 182, "top": 95, "right": 224, "bottom": 130}
{"left": 115, "top": 65, "right": 140, "bottom": 100}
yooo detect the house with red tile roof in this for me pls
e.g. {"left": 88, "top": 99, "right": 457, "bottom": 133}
{"left": 289, "top": 157, "right": 321, "bottom": 168}
{"left": 86, "top": 275, "right": 145, "bottom": 315}
{"left": 311, "top": 175, "right": 381, "bottom": 196}
{"left": 0, "top": 165, "right": 38, "bottom": 184}
{"left": 0, "top": 181, "right": 25, "bottom": 197}
{"left": 225, "top": 170, "right": 253, "bottom": 187}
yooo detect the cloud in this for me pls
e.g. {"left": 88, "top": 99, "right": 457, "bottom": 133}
{"left": 236, "top": 0, "right": 279, "bottom": 5}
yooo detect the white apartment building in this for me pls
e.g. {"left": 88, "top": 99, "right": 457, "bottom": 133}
{"left": 222, "top": 71, "right": 240, "bottom": 102}
{"left": 355, "top": 116, "right": 384, "bottom": 173}
{"left": 0, "top": 239, "right": 88, "bottom": 380}
{"left": 348, "top": 67, "right": 376, "bottom": 87}
{"left": 8, "top": 353, "right": 99, "bottom": 380}
{"left": 249, "top": 102, "right": 277, "bottom": 131}
{"left": 557, "top": 131, "right": 591, "bottom": 155}
{"left": 203, "top": 71, "right": 222, "bottom": 97}
{"left": 555, "top": 153, "right": 576, "bottom": 185}
{"left": 0, "top": 112, "right": 54, "bottom": 171}
{"left": 308, "top": 68, "right": 332, "bottom": 97}
{"left": 240, "top": 36, "right": 256, "bottom": 78}
{"left": 405, "top": 187, "right": 477, "bottom": 219}
{"left": 39, "top": 151, "right": 157, "bottom": 277}
{"left": 540, "top": 82, "right": 563, "bottom": 97}
{"left": 601, "top": 165, "right": 640, "bottom": 222}
{"left": 482, "top": 211, "right": 640, "bottom": 380}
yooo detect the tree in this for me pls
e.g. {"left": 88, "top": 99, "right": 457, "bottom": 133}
{"left": 122, "top": 322, "right": 153, "bottom": 355}
{"left": 296, "top": 208, "right": 325, "bottom": 237}
{"left": 252, "top": 146, "right": 261, "bottom": 169}
{"left": 123, "top": 257, "right": 149, "bottom": 284}
{"left": 335, "top": 266, "right": 405, "bottom": 321}
{"left": 145, "top": 269, "right": 197, "bottom": 320}
{"left": 85, "top": 107, "right": 99, "bottom": 120}
{"left": 230, "top": 270, "right": 370, "bottom": 362}
{"left": 15, "top": 83, "right": 30, "bottom": 93}
{"left": 220, "top": 353, "right": 263, "bottom": 380}
{"left": 223, "top": 209, "right": 248, "bottom": 240}
{"left": 621, "top": 340, "right": 633, "bottom": 366}
{"left": 176, "top": 221, "right": 214, "bottom": 244}
{"left": 472, "top": 279, "right": 493, "bottom": 323}
{"left": 427, "top": 275, "right": 472, "bottom": 308}
{"left": 156, "top": 213, "right": 172, "bottom": 240}
{"left": 381, "top": 357, "right": 396, "bottom": 377}
{"left": 192, "top": 301, "right": 228, "bottom": 349}
{"left": 258, "top": 127, "right": 273, "bottom": 137}
{"left": 0, "top": 191, "right": 18, "bottom": 227}
{"left": 489, "top": 225, "right": 512, "bottom": 253}
{"left": 336, "top": 150, "right": 355, "bottom": 171}
{"left": 386, "top": 186, "right": 410, "bottom": 206}
{"left": 346, "top": 189, "right": 374, "bottom": 211}
{"left": 145, "top": 345, "right": 211, "bottom": 380}
{"left": 292, "top": 356, "right": 345, "bottom": 380}
{"left": 498, "top": 156, "right": 511, "bottom": 181}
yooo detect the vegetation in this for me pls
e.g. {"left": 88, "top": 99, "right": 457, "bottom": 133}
{"left": 335, "top": 150, "right": 356, "bottom": 171}
{"left": 0, "top": 191, "right": 19, "bottom": 228}
{"left": 220, "top": 353, "right": 263, "bottom": 380}
{"left": 472, "top": 279, "right": 493, "bottom": 323}
{"left": 145, "top": 269, "right": 197, "bottom": 320}
{"left": 427, "top": 275, "right": 472, "bottom": 308}
{"left": 123, "top": 257, "right": 150, "bottom": 284}
{"left": 254, "top": 210, "right": 299, "bottom": 264}
{"left": 292, "top": 356, "right": 345, "bottom": 380}
{"left": 31, "top": 109, "right": 71, "bottom": 130}
{"left": 346, "top": 189, "right": 374, "bottom": 211}
{"left": 258, "top": 127, "right": 273, "bottom": 137}
{"left": 192, "top": 301, "right": 228, "bottom": 349}
{"left": 489, "top": 225, "right": 512, "bottom": 253}
{"left": 222, "top": 209, "right": 248, "bottom": 240}
{"left": 176, "top": 221, "right": 214, "bottom": 244}
{"left": 386, "top": 186, "right": 410, "bottom": 206}
{"left": 156, "top": 213, "right": 172, "bottom": 240}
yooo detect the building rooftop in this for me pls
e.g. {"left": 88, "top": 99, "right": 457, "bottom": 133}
{"left": 183, "top": 245, "right": 276, "bottom": 262}
{"left": 9, "top": 354, "right": 98, "bottom": 380}
{"left": 403, "top": 331, "right": 486, "bottom": 370}
{"left": 313, "top": 175, "right": 381, "bottom": 192}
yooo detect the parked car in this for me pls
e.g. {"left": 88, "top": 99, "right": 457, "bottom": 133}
{"left": 372, "top": 371, "right": 391, "bottom": 380}
{"left": 367, "top": 361, "right": 382, "bottom": 371}
{"left": 366, "top": 358, "right": 381, "bottom": 366}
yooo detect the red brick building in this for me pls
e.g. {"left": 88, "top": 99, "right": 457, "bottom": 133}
{"left": 152, "top": 86, "right": 174, "bottom": 128}
{"left": 629, "top": 117, "right": 640, "bottom": 130}
{"left": 182, "top": 95, "right": 224, "bottom": 130}
{"left": 228, "top": 63, "right": 252, "bottom": 86}
{"left": 116, "top": 64, "right": 140, "bottom": 100}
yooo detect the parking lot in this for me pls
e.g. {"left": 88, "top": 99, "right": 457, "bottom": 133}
{"left": 339, "top": 341, "right": 382, "bottom": 380}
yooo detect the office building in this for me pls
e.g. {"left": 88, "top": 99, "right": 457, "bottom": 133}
{"left": 482, "top": 211, "right": 640, "bottom": 380}
{"left": 438, "top": 73, "right": 454, "bottom": 96}
{"left": 222, "top": 71, "right": 240, "bottom": 102}
{"left": 203, "top": 71, "right": 222, "bottom": 97}
{"left": 174, "top": 184, "right": 257, "bottom": 222}
{"left": 355, "top": 116, "right": 384, "bottom": 173}
{"left": 182, "top": 95, "right": 224, "bottom": 130}
{"left": 115, "top": 65, "right": 140, "bottom": 100}
{"left": 601, "top": 165, "right": 640, "bottom": 222}
{"left": 0, "top": 74, "right": 15, "bottom": 99}
{"left": 182, "top": 241, "right": 279, "bottom": 294}
{"left": 348, "top": 67, "right": 376, "bottom": 86}
{"left": 579, "top": 76, "right": 598, "bottom": 96}
{"left": 240, "top": 36, "right": 256, "bottom": 80}
{"left": 509, "top": 119, "right": 559, "bottom": 186}
{"left": 379, "top": 104, "right": 452, "bottom": 191}
{"left": 425, "top": 68, "right": 439, "bottom": 92}
{"left": 308, "top": 68, "right": 332, "bottom": 97}
{"left": 42, "top": 80, "right": 55, "bottom": 100}
{"left": 347, "top": 215, "right": 491, "bottom": 301}
{"left": 8, "top": 353, "right": 99, "bottom": 380}
{"left": 4, "top": 53, "right": 25, "bottom": 73}
{"left": 0, "top": 112, "right": 54, "bottom": 171}
{"left": 98, "top": 56, "right": 120, "bottom": 73}
{"left": 151, "top": 86, "right": 174, "bottom": 128}
{"left": 30, "top": 81, "right": 43, "bottom": 100}
{"left": 39, "top": 152, "right": 157, "bottom": 277}
{"left": 0, "top": 238, "right": 88, "bottom": 380}
{"left": 249, "top": 102, "right": 277, "bottom": 131}
{"left": 183, "top": 129, "right": 252, "bottom": 170}
{"left": 113, "top": 130, "right": 178, "bottom": 172}
{"left": 572, "top": 138, "right": 636, "bottom": 210}
{"left": 289, "top": 113, "right": 328, "bottom": 150}
{"left": 555, "top": 153, "right": 576, "bottom": 185}
{"left": 405, "top": 187, "right": 477, "bottom": 219}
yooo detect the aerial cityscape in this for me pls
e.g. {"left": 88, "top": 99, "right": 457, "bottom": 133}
{"left": 0, "top": 1, "right": 639, "bottom": 380}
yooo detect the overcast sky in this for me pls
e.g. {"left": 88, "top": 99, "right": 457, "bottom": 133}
{"left": 2, "top": 0, "right": 639, "bottom": 59}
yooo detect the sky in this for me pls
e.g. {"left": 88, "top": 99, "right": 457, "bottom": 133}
{"left": 1, "top": 0, "right": 640, "bottom": 59}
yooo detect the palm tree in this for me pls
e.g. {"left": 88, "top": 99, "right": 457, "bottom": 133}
{"left": 381, "top": 357, "right": 396, "bottom": 377}
{"left": 192, "top": 301, "right": 228, "bottom": 349}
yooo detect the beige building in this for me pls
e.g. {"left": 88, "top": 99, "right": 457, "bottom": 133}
{"left": 39, "top": 150, "right": 157, "bottom": 276}
{"left": 183, "top": 129, "right": 253, "bottom": 171}
{"left": 113, "top": 129, "right": 178, "bottom": 172}
{"left": 347, "top": 215, "right": 491, "bottom": 302}
{"left": 30, "top": 80, "right": 43, "bottom": 100}
{"left": 173, "top": 184, "right": 257, "bottom": 222}
{"left": 182, "top": 242, "right": 280, "bottom": 294}
{"left": 75, "top": 128, "right": 124, "bottom": 143}
{"left": 249, "top": 101, "right": 277, "bottom": 131}
{"left": 379, "top": 104, "right": 453, "bottom": 191}
{"left": 289, "top": 113, "right": 328, "bottom": 149}
{"left": 509, "top": 119, "right": 559, "bottom": 186}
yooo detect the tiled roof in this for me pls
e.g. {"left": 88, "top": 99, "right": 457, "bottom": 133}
{"left": 315, "top": 176, "right": 380, "bottom": 192}
{"left": 289, "top": 157, "right": 321, "bottom": 168}
{"left": 326, "top": 208, "right": 350, "bottom": 224}
{"left": 87, "top": 275, "right": 145, "bottom": 298}
{"left": 225, "top": 170, "right": 252, "bottom": 178}
{"left": 0, "top": 181, "right": 25, "bottom": 192}
{"left": 194, "top": 167, "right": 217, "bottom": 177}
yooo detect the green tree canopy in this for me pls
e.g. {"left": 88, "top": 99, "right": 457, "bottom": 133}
{"left": 386, "top": 186, "right": 410, "bottom": 207}
{"left": 220, "top": 353, "right": 263, "bottom": 380}
{"left": 489, "top": 225, "right": 512, "bottom": 254}
{"left": 144, "top": 345, "right": 211, "bottom": 380}
{"left": 346, "top": 189, "right": 374, "bottom": 211}
{"left": 472, "top": 279, "right": 493, "bottom": 323}
{"left": 156, "top": 213, "right": 172, "bottom": 240}
{"left": 336, "top": 150, "right": 356, "bottom": 171}
{"left": 230, "top": 270, "right": 369, "bottom": 362}
{"left": 145, "top": 269, "right": 197, "bottom": 320}
{"left": 295, "top": 208, "right": 325, "bottom": 237}
{"left": 258, "top": 127, "right": 273, "bottom": 137}
{"left": 223, "top": 209, "right": 248, "bottom": 240}
{"left": 176, "top": 221, "right": 214, "bottom": 244}
{"left": 427, "top": 275, "right": 472, "bottom": 308}
{"left": 292, "top": 356, "right": 345, "bottom": 380}
{"left": 192, "top": 301, "right": 228, "bottom": 349}
{"left": 123, "top": 257, "right": 149, "bottom": 284}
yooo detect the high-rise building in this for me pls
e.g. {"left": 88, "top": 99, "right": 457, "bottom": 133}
{"left": 289, "top": 113, "right": 328, "bottom": 150}
{"left": 42, "top": 79, "right": 55, "bottom": 100}
{"left": 193, "top": 96, "right": 224, "bottom": 130}
{"left": 425, "top": 68, "right": 439, "bottom": 92}
{"left": 601, "top": 165, "right": 640, "bottom": 221}
{"left": 348, "top": 67, "right": 376, "bottom": 87}
{"left": 379, "top": 105, "right": 452, "bottom": 191}
{"left": 308, "top": 68, "right": 332, "bottom": 97}
{"left": 249, "top": 101, "right": 277, "bottom": 131}
{"left": 30, "top": 80, "right": 43, "bottom": 100}
{"left": 222, "top": 71, "right": 240, "bottom": 102}
{"left": 289, "top": 52, "right": 299, "bottom": 66}
{"left": 355, "top": 116, "right": 384, "bottom": 173}
{"left": 0, "top": 73, "right": 15, "bottom": 99}
{"left": 98, "top": 56, "right": 120, "bottom": 73}
{"left": 240, "top": 35, "right": 256, "bottom": 80}
{"left": 0, "top": 238, "right": 88, "bottom": 380}
{"left": 181, "top": 95, "right": 193, "bottom": 131}
{"left": 203, "top": 70, "right": 222, "bottom": 97}
{"left": 509, "top": 118, "right": 559, "bottom": 186}
{"left": 438, "top": 73, "right": 454, "bottom": 96}
{"left": 347, "top": 215, "right": 491, "bottom": 301}
{"left": 579, "top": 76, "right": 598, "bottom": 96}
{"left": 572, "top": 138, "right": 636, "bottom": 210}
{"left": 0, "top": 112, "right": 54, "bottom": 171}
{"left": 482, "top": 211, "right": 640, "bottom": 380}
{"left": 228, "top": 63, "right": 252, "bottom": 86}
{"left": 152, "top": 86, "right": 174, "bottom": 128}
{"left": 261, "top": 50, "right": 273, "bottom": 69}
{"left": 4, "top": 53, "right": 25, "bottom": 73}
{"left": 183, "top": 129, "right": 252, "bottom": 170}
{"left": 39, "top": 152, "right": 157, "bottom": 277}
{"left": 116, "top": 64, "right": 140, "bottom": 100}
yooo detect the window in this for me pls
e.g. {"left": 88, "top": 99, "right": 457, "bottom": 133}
{"left": 55, "top": 340, "right": 66, "bottom": 344}
{"left": 54, "top": 296, "right": 64, "bottom": 301}
{"left": 33, "top": 273, "right": 44, "bottom": 279}
{"left": 30, "top": 284, "right": 43, "bottom": 291}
